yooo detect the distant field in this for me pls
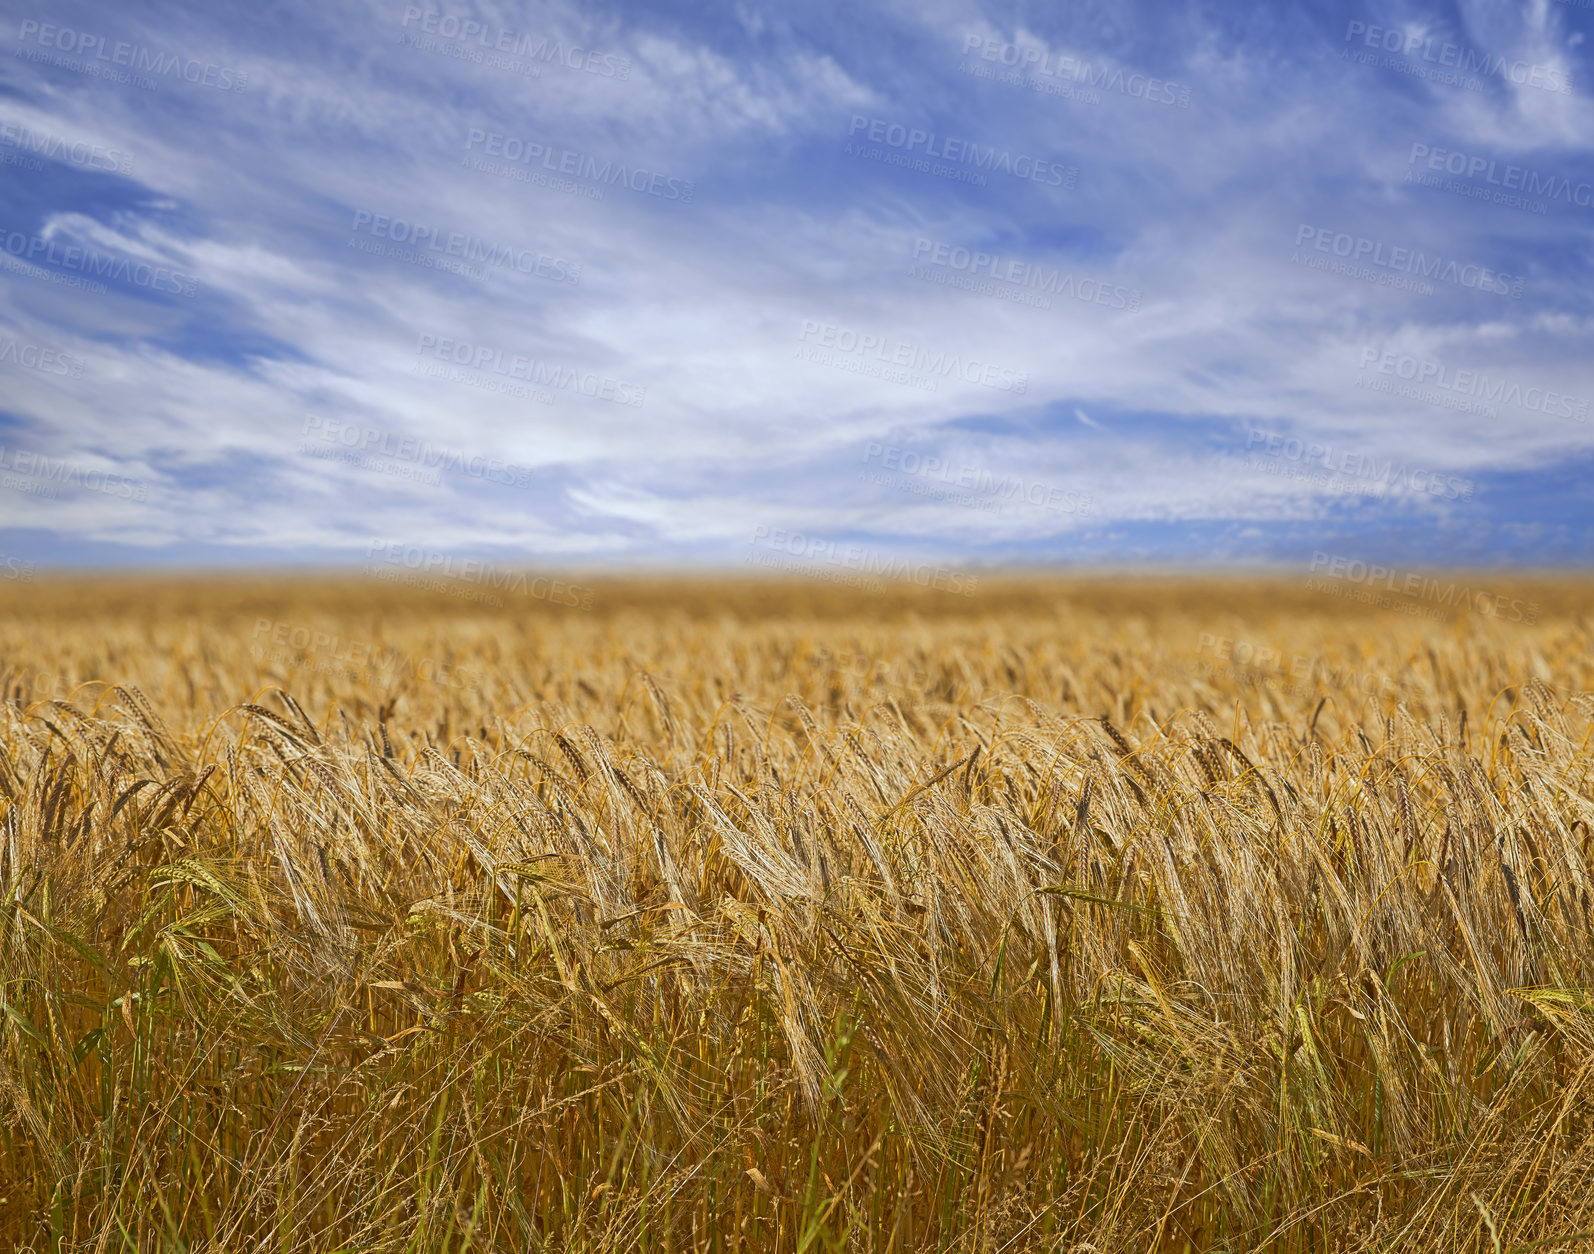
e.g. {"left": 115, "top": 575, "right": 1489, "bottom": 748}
{"left": 3, "top": 574, "right": 1594, "bottom": 1251}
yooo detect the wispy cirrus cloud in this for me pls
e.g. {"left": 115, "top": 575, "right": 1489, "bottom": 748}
{"left": 0, "top": 0, "right": 1591, "bottom": 569}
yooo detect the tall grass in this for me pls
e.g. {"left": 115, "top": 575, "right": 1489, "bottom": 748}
{"left": 2, "top": 576, "right": 1594, "bottom": 1251}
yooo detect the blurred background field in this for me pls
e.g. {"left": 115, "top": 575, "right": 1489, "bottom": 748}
{"left": 3, "top": 574, "right": 1594, "bottom": 1252}
{"left": 6, "top": 572, "right": 1592, "bottom": 732}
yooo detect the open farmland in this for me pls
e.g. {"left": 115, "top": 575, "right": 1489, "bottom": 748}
{"left": 3, "top": 574, "right": 1594, "bottom": 1251}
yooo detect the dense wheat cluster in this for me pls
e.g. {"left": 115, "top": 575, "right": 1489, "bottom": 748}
{"left": 3, "top": 574, "right": 1594, "bottom": 1252}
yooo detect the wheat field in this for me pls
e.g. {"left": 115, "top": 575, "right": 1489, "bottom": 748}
{"left": 3, "top": 573, "right": 1594, "bottom": 1252}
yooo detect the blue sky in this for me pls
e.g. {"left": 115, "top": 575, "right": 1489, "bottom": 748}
{"left": 1, "top": 0, "right": 1591, "bottom": 573}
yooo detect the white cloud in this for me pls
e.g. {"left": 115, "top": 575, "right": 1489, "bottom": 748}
{"left": 2, "top": 0, "right": 1590, "bottom": 563}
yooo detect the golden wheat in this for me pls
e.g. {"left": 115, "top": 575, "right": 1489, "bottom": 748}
{"left": 2, "top": 574, "right": 1593, "bottom": 1252}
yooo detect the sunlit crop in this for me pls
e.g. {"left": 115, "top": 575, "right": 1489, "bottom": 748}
{"left": 3, "top": 575, "right": 1593, "bottom": 1251}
